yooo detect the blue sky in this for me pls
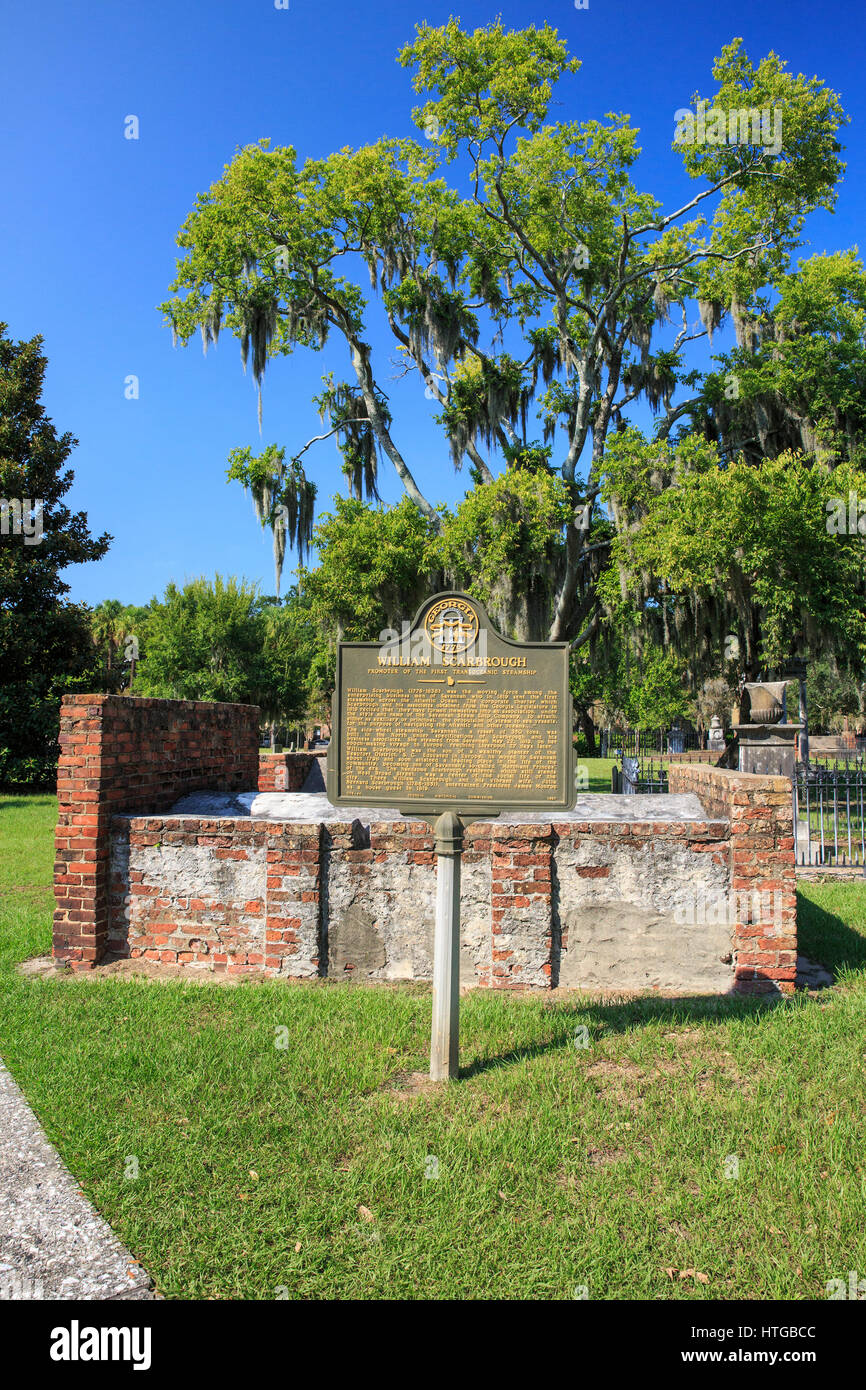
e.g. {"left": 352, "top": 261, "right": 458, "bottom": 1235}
{"left": 1, "top": 0, "right": 863, "bottom": 608}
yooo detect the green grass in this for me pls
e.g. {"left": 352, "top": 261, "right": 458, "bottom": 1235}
{"left": 576, "top": 755, "right": 723, "bottom": 794}
{"left": 1, "top": 794, "right": 865, "bottom": 1300}
{"left": 576, "top": 757, "right": 617, "bottom": 793}
{"left": 796, "top": 881, "right": 866, "bottom": 974}
{"left": 0, "top": 793, "right": 57, "bottom": 889}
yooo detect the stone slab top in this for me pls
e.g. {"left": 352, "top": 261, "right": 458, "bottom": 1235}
{"left": 124, "top": 789, "right": 723, "bottom": 827}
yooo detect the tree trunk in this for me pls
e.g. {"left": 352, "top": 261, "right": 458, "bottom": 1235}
{"left": 578, "top": 707, "right": 597, "bottom": 755}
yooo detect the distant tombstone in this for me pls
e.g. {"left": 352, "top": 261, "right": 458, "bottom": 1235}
{"left": 707, "top": 715, "right": 725, "bottom": 751}
{"left": 667, "top": 722, "right": 685, "bottom": 754}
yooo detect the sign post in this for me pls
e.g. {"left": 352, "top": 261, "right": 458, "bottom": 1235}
{"left": 327, "top": 592, "right": 574, "bottom": 1081}
{"left": 430, "top": 812, "right": 463, "bottom": 1080}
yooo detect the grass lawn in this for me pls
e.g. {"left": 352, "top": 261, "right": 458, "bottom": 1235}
{"left": 576, "top": 756, "right": 713, "bottom": 794}
{"left": 577, "top": 756, "right": 617, "bottom": 793}
{"left": 1, "top": 792, "right": 865, "bottom": 1300}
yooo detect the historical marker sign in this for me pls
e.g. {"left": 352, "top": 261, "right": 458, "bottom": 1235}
{"left": 328, "top": 591, "right": 574, "bottom": 1082}
{"left": 327, "top": 591, "right": 574, "bottom": 817}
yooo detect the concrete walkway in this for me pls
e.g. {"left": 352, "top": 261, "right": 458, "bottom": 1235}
{"left": 0, "top": 1061, "right": 153, "bottom": 1300}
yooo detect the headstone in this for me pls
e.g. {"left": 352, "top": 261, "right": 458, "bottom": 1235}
{"left": 707, "top": 715, "right": 725, "bottom": 752}
{"left": 667, "top": 723, "right": 685, "bottom": 754}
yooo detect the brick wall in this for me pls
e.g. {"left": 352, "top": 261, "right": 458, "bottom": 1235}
{"left": 664, "top": 749, "right": 728, "bottom": 764}
{"left": 489, "top": 825, "right": 554, "bottom": 988}
{"left": 108, "top": 816, "right": 321, "bottom": 976}
{"left": 667, "top": 764, "right": 796, "bottom": 994}
{"left": 54, "top": 695, "right": 259, "bottom": 969}
{"left": 257, "top": 751, "right": 325, "bottom": 792}
{"left": 553, "top": 816, "right": 732, "bottom": 992}
{"left": 104, "top": 788, "right": 789, "bottom": 994}
{"left": 55, "top": 714, "right": 796, "bottom": 995}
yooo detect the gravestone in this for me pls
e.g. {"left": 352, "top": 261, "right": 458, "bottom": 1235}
{"left": 622, "top": 755, "right": 640, "bottom": 794}
{"left": 707, "top": 715, "right": 725, "bottom": 752}
{"left": 734, "top": 680, "right": 802, "bottom": 777}
{"left": 667, "top": 722, "right": 685, "bottom": 754}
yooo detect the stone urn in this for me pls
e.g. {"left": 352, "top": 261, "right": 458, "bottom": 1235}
{"left": 739, "top": 681, "right": 789, "bottom": 725}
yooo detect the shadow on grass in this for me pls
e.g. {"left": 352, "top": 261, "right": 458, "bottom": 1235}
{"left": 796, "top": 887, "right": 866, "bottom": 976}
{"left": 0, "top": 791, "right": 57, "bottom": 807}
{"left": 459, "top": 989, "right": 786, "bottom": 1080}
{"left": 465, "top": 885, "right": 866, "bottom": 1079}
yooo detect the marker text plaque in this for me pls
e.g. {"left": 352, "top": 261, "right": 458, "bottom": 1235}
{"left": 327, "top": 592, "right": 574, "bottom": 817}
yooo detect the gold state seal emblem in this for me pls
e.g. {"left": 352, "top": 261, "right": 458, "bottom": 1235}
{"left": 424, "top": 598, "right": 479, "bottom": 656}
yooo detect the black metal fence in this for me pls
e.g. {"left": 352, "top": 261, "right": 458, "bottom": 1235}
{"left": 613, "top": 748, "right": 866, "bottom": 865}
{"left": 603, "top": 725, "right": 704, "bottom": 757}
{"left": 619, "top": 757, "right": 670, "bottom": 794}
{"left": 793, "top": 759, "right": 866, "bottom": 868}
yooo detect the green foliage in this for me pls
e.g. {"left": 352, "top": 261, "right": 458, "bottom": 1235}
{"left": 305, "top": 495, "right": 437, "bottom": 638}
{"left": 161, "top": 16, "right": 854, "bottom": 679}
{"left": 805, "top": 655, "right": 863, "bottom": 734}
{"left": 430, "top": 469, "right": 571, "bottom": 606}
{"left": 90, "top": 599, "right": 125, "bottom": 677}
{"left": 227, "top": 444, "right": 316, "bottom": 597}
{"left": 311, "top": 376, "right": 388, "bottom": 502}
{"left": 703, "top": 250, "right": 866, "bottom": 463}
{"left": 601, "top": 430, "right": 866, "bottom": 678}
{"left": 674, "top": 39, "right": 846, "bottom": 308}
{"left": 0, "top": 663, "right": 95, "bottom": 790}
{"left": 0, "top": 325, "right": 110, "bottom": 788}
{"left": 400, "top": 18, "right": 581, "bottom": 158}
{"left": 260, "top": 585, "right": 325, "bottom": 725}
{"left": 97, "top": 580, "right": 316, "bottom": 726}
{"left": 437, "top": 355, "right": 530, "bottom": 469}
{"left": 135, "top": 576, "right": 269, "bottom": 704}
{"left": 503, "top": 440, "right": 553, "bottom": 474}
{"left": 625, "top": 648, "right": 692, "bottom": 730}
{"left": 88, "top": 600, "right": 151, "bottom": 690}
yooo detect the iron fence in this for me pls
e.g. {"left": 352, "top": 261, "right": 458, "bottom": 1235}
{"left": 620, "top": 757, "right": 670, "bottom": 794}
{"left": 603, "top": 725, "right": 704, "bottom": 757}
{"left": 793, "top": 760, "right": 866, "bottom": 868}
{"left": 616, "top": 748, "right": 866, "bottom": 864}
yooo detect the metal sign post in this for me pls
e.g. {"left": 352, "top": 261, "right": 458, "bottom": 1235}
{"left": 430, "top": 812, "right": 463, "bottom": 1081}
